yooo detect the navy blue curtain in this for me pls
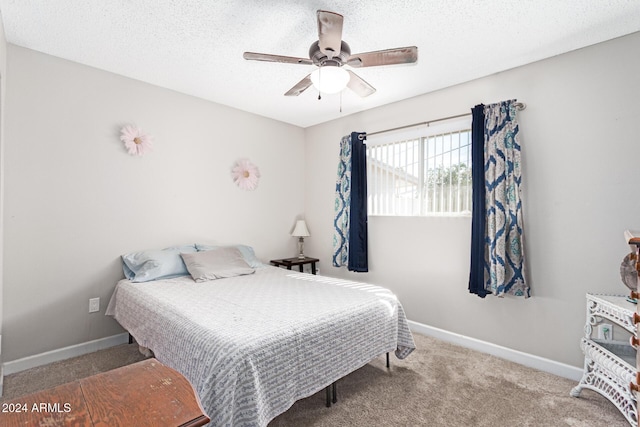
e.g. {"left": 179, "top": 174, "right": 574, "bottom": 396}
{"left": 469, "top": 105, "right": 489, "bottom": 297}
{"left": 348, "top": 132, "right": 368, "bottom": 272}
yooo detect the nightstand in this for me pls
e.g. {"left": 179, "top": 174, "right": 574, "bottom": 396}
{"left": 270, "top": 257, "right": 319, "bottom": 275}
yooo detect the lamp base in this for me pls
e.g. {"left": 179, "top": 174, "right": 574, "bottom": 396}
{"left": 297, "top": 237, "right": 305, "bottom": 259}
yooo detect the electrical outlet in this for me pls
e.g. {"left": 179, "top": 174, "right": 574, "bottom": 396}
{"left": 597, "top": 323, "right": 613, "bottom": 340}
{"left": 89, "top": 297, "right": 100, "bottom": 313}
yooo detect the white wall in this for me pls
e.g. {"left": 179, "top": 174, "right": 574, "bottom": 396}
{"left": 3, "top": 31, "right": 639, "bottom": 371}
{"left": 304, "top": 32, "right": 640, "bottom": 367}
{"left": 2, "top": 45, "right": 305, "bottom": 362}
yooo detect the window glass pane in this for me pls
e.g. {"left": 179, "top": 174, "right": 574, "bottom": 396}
{"left": 367, "top": 123, "right": 472, "bottom": 216}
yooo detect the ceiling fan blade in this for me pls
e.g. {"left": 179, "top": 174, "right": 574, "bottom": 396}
{"left": 285, "top": 74, "right": 313, "bottom": 96}
{"left": 347, "top": 70, "right": 376, "bottom": 97}
{"left": 317, "top": 10, "right": 343, "bottom": 59}
{"left": 347, "top": 46, "right": 418, "bottom": 68}
{"left": 243, "top": 52, "right": 313, "bottom": 65}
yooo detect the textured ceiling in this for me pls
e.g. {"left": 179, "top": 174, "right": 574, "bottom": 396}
{"left": 1, "top": 1, "right": 639, "bottom": 128}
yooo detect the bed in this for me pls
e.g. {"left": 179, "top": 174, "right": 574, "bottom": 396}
{"left": 106, "top": 244, "right": 415, "bottom": 426}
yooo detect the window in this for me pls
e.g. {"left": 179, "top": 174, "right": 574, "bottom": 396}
{"left": 367, "top": 117, "right": 472, "bottom": 216}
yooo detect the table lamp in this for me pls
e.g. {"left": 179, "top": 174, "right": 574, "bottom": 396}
{"left": 291, "top": 220, "right": 310, "bottom": 259}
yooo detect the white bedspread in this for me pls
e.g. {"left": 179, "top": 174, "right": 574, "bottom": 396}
{"left": 106, "top": 266, "right": 415, "bottom": 426}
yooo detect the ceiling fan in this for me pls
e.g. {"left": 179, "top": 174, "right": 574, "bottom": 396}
{"left": 243, "top": 10, "right": 418, "bottom": 98}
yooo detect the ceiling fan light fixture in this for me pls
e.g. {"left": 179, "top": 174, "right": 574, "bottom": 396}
{"left": 310, "top": 66, "right": 349, "bottom": 94}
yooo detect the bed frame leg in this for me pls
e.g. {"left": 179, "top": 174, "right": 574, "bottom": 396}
{"left": 325, "top": 381, "right": 338, "bottom": 407}
{"left": 386, "top": 352, "right": 390, "bottom": 368}
{"left": 325, "top": 385, "right": 331, "bottom": 407}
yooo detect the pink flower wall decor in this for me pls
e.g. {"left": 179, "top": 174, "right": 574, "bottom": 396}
{"left": 231, "top": 159, "right": 260, "bottom": 191}
{"left": 120, "top": 124, "right": 153, "bottom": 156}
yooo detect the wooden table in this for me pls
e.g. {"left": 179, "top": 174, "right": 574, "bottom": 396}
{"left": 270, "top": 256, "right": 319, "bottom": 274}
{"left": 1, "top": 358, "right": 209, "bottom": 427}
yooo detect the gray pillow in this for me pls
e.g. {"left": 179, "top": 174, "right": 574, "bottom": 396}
{"left": 195, "top": 243, "right": 264, "bottom": 268}
{"left": 181, "top": 247, "right": 255, "bottom": 282}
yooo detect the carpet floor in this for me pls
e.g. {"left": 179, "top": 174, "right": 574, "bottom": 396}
{"left": 0, "top": 333, "right": 630, "bottom": 426}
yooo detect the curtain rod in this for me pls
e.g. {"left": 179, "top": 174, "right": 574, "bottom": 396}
{"left": 359, "top": 102, "right": 526, "bottom": 140}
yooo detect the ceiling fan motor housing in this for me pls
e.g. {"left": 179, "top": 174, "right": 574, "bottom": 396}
{"left": 309, "top": 40, "right": 351, "bottom": 66}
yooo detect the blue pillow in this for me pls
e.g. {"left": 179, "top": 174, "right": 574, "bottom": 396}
{"left": 195, "top": 243, "right": 263, "bottom": 268}
{"left": 122, "top": 244, "right": 197, "bottom": 282}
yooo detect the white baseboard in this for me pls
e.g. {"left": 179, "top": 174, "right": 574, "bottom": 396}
{"left": 2, "top": 333, "right": 129, "bottom": 376}
{"left": 408, "top": 320, "right": 584, "bottom": 382}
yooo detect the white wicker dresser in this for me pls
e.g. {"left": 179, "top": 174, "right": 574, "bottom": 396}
{"left": 571, "top": 293, "right": 637, "bottom": 426}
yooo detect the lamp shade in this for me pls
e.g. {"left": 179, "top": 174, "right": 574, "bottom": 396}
{"left": 291, "top": 220, "right": 310, "bottom": 237}
{"left": 310, "top": 66, "right": 349, "bottom": 94}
